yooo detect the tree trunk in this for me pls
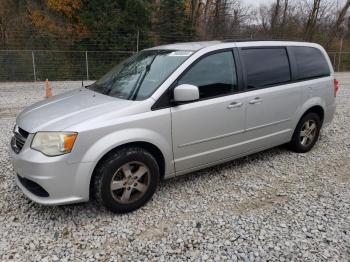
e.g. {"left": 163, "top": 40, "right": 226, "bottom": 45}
{"left": 203, "top": 0, "right": 212, "bottom": 39}
{"left": 190, "top": 0, "right": 202, "bottom": 28}
{"left": 270, "top": 0, "right": 281, "bottom": 38}
{"left": 304, "top": 0, "right": 321, "bottom": 41}
{"left": 279, "top": 0, "right": 288, "bottom": 38}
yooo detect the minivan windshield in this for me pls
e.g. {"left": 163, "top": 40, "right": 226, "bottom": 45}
{"left": 87, "top": 50, "right": 193, "bottom": 100}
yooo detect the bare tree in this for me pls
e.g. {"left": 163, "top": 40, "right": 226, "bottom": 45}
{"left": 202, "top": 0, "right": 212, "bottom": 39}
{"left": 257, "top": 5, "right": 270, "bottom": 33}
{"left": 304, "top": 0, "right": 322, "bottom": 41}
{"left": 221, "top": 0, "right": 251, "bottom": 38}
{"left": 326, "top": 0, "right": 350, "bottom": 48}
{"left": 279, "top": 0, "right": 289, "bottom": 38}
{"left": 189, "top": 0, "right": 202, "bottom": 27}
{"left": 270, "top": 0, "right": 281, "bottom": 38}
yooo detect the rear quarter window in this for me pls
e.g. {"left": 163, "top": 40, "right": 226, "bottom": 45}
{"left": 292, "top": 46, "right": 330, "bottom": 80}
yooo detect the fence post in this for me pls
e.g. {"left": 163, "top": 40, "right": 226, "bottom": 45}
{"left": 337, "top": 38, "right": 343, "bottom": 72}
{"left": 85, "top": 51, "right": 89, "bottom": 80}
{"left": 31, "top": 51, "right": 37, "bottom": 82}
{"left": 136, "top": 30, "right": 139, "bottom": 52}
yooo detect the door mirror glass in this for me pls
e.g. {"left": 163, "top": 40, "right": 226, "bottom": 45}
{"left": 173, "top": 84, "right": 199, "bottom": 102}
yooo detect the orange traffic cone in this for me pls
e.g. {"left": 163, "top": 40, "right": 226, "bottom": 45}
{"left": 44, "top": 79, "right": 52, "bottom": 98}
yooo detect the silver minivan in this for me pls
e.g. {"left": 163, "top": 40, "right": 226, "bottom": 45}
{"left": 10, "top": 41, "right": 337, "bottom": 213}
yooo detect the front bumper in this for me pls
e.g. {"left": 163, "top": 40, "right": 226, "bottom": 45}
{"left": 10, "top": 141, "right": 95, "bottom": 205}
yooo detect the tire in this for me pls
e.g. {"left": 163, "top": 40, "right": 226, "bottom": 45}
{"left": 288, "top": 112, "right": 322, "bottom": 153}
{"left": 93, "top": 147, "right": 160, "bottom": 213}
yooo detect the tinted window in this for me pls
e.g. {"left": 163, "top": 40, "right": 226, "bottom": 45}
{"left": 293, "top": 47, "right": 330, "bottom": 80}
{"left": 242, "top": 48, "right": 291, "bottom": 89}
{"left": 177, "top": 51, "right": 237, "bottom": 99}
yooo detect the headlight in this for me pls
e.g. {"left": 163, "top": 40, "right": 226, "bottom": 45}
{"left": 31, "top": 132, "right": 78, "bottom": 156}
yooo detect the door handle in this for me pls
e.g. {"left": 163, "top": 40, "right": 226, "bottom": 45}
{"left": 227, "top": 101, "right": 243, "bottom": 109}
{"left": 249, "top": 97, "right": 263, "bottom": 104}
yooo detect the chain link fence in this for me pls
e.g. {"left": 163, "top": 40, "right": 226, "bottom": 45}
{"left": 0, "top": 49, "right": 348, "bottom": 82}
{"left": 328, "top": 52, "right": 350, "bottom": 72}
{"left": 0, "top": 50, "right": 134, "bottom": 81}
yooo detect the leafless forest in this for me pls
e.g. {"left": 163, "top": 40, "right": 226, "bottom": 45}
{"left": 1, "top": 0, "right": 350, "bottom": 80}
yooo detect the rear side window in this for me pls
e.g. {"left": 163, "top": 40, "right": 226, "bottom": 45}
{"left": 177, "top": 51, "right": 238, "bottom": 99}
{"left": 242, "top": 48, "right": 291, "bottom": 89}
{"left": 292, "top": 46, "right": 330, "bottom": 80}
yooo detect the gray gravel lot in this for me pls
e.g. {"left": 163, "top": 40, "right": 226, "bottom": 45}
{"left": 0, "top": 76, "right": 349, "bottom": 261}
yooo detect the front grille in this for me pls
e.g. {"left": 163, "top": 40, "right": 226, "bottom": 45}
{"left": 18, "top": 127, "right": 29, "bottom": 138}
{"left": 11, "top": 125, "right": 29, "bottom": 154}
{"left": 17, "top": 175, "right": 49, "bottom": 197}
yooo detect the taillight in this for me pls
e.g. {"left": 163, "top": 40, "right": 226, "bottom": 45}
{"left": 334, "top": 79, "right": 339, "bottom": 97}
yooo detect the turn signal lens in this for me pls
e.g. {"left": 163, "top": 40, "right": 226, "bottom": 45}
{"left": 63, "top": 133, "right": 78, "bottom": 152}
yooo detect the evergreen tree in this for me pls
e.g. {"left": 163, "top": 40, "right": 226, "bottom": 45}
{"left": 154, "top": 0, "right": 194, "bottom": 44}
{"left": 78, "top": 0, "right": 151, "bottom": 51}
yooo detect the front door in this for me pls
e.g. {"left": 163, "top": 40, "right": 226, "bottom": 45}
{"left": 170, "top": 50, "right": 246, "bottom": 172}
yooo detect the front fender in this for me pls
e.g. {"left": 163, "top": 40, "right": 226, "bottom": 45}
{"left": 79, "top": 128, "right": 174, "bottom": 175}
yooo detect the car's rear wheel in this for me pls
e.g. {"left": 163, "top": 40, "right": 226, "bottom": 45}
{"left": 93, "top": 147, "right": 160, "bottom": 213}
{"left": 288, "top": 112, "right": 321, "bottom": 153}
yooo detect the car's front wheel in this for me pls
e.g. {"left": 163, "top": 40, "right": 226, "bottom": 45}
{"left": 93, "top": 147, "right": 160, "bottom": 213}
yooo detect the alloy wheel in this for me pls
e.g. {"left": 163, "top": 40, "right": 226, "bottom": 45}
{"left": 300, "top": 119, "right": 317, "bottom": 146}
{"left": 110, "top": 161, "right": 150, "bottom": 204}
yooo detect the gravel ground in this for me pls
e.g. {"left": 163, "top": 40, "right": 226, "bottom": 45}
{"left": 0, "top": 77, "right": 349, "bottom": 261}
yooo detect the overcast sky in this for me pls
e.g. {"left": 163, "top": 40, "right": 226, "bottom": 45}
{"left": 243, "top": 0, "right": 274, "bottom": 7}
{"left": 244, "top": 0, "right": 346, "bottom": 8}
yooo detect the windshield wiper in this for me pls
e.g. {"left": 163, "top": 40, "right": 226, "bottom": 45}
{"left": 129, "top": 54, "right": 158, "bottom": 100}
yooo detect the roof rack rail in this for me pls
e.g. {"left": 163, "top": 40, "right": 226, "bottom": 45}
{"left": 221, "top": 39, "right": 306, "bottom": 43}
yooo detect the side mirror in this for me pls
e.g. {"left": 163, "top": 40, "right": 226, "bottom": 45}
{"left": 173, "top": 84, "right": 199, "bottom": 103}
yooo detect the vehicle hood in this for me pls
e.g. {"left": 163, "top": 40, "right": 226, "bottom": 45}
{"left": 16, "top": 88, "right": 139, "bottom": 133}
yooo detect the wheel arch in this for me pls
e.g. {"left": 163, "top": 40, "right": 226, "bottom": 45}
{"left": 89, "top": 141, "right": 167, "bottom": 198}
{"left": 295, "top": 97, "right": 326, "bottom": 128}
{"left": 300, "top": 105, "right": 325, "bottom": 124}
{"left": 291, "top": 103, "right": 325, "bottom": 140}
{"left": 288, "top": 104, "right": 324, "bottom": 153}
